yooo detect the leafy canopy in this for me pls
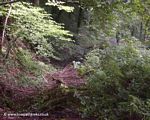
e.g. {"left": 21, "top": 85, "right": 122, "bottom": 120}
{"left": 4, "top": 2, "right": 73, "bottom": 57}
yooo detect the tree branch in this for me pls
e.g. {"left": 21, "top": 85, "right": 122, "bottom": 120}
{"left": 0, "top": 0, "right": 20, "bottom": 6}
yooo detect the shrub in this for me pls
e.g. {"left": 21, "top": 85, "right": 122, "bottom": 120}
{"left": 76, "top": 40, "right": 150, "bottom": 120}
{"left": 15, "top": 48, "right": 56, "bottom": 87}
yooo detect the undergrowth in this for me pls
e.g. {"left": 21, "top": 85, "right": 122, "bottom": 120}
{"left": 0, "top": 47, "right": 78, "bottom": 113}
{"left": 0, "top": 48, "right": 56, "bottom": 88}
{"left": 76, "top": 40, "right": 150, "bottom": 120}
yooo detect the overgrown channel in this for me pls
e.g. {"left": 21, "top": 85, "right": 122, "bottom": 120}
{"left": 0, "top": 0, "right": 150, "bottom": 120}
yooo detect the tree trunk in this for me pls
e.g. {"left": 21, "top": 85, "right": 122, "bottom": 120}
{"left": 0, "top": 4, "right": 12, "bottom": 54}
{"left": 0, "top": 18, "right": 3, "bottom": 54}
{"left": 33, "top": 0, "right": 40, "bottom": 5}
{"left": 77, "top": 7, "right": 82, "bottom": 33}
{"left": 143, "top": 19, "right": 150, "bottom": 41}
{"left": 139, "top": 22, "right": 143, "bottom": 40}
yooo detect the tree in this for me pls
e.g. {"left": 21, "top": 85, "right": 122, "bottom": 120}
{"left": 0, "top": 1, "right": 73, "bottom": 58}
{"left": 79, "top": 0, "right": 150, "bottom": 40}
{"left": 33, "top": 0, "right": 40, "bottom": 5}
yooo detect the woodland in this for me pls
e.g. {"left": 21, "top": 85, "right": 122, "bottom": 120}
{"left": 0, "top": 0, "right": 150, "bottom": 120}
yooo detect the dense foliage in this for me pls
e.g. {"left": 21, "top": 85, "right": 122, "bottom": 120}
{"left": 77, "top": 40, "right": 150, "bottom": 119}
{"left": 1, "top": 2, "right": 72, "bottom": 57}
{"left": 0, "top": 0, "right": 150, "bottom": 119}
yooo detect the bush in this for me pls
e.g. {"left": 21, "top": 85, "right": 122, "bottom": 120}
{"left": 15, "top": 48, "right": 56, "bottom": 87}
{"left": 76, "top": 40, "right": 150, "bottom": 120}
